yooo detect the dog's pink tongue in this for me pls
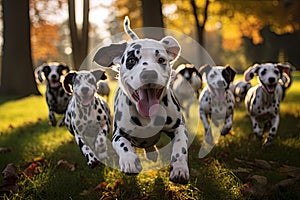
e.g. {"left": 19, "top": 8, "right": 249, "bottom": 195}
{"left": 137, "top": 89, "right": 159, "bottom": 117}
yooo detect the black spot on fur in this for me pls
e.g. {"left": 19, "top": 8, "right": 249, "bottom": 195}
{"left": 182, "top": 147, "right": 187, "bottom": 154}
{"left": 172, "top": 119, "right": 181, "bottom": 129}
{"left": 166, "top": 116, "right": 173, "bottom": 124}
{"left": 162, "top": 94, "right": 168, "bottom": 106}
{"left": 131, "top": 116, "right": 142, "bottom": 126}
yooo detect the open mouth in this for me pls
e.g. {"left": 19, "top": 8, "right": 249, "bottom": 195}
{"left": 265, "top": 84, "right": 276, "bottom": 93}
{"left": 49, "top": 79, "right": 60, "bottom": 88}
{"left": 130, "top": 84, "right": 164, "bottom": 117}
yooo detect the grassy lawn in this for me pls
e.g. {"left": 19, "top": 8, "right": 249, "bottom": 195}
{"left": 0, "top": 72, "right": 299, "bottom": 199}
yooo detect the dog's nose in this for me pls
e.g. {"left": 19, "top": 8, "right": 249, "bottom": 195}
{"left": 140, "top": 70, "right": 158, "bottom": 83}
{"left": 81, "top": 87, "right": 89, "bottom": 95}
{"left": 51, "top": 74, "right": 57, "bottom": 79}
{"left": 217, "top": 80, "right": 226, "bottom": 88}
{"left": 269, "top": 77, "right": 276, "bottom": 84}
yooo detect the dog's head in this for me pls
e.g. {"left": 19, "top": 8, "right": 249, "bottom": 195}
{"left": 176, "top": 64, "right": 202, "bottom": 89}
{"left": 63, "top": 70, "right": 107, "bottom": 106}
{"left": 199, "top": 64, "right": 236, "bottom": 100}
{"left": 244, "top": 63, "right": 290, "bottom": 94}
{"left": 231, "top": 80, "right": 252, "bottom": 100}
{"left": 93, "top": 17, "right": 180, "bottom": 117}
{"left": 35, "top": 62, "right": 70, "bottom": 88}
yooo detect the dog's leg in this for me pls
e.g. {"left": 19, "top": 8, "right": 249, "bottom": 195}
{"left": 74, "top": 133, "right": 100, "bottom": 168}
{"left": 263, "top": 115, "right": 279, "bottom": 147}
{"left": 94, "top": 124, "right": 108, "bottom": 160}
{"left": 200, "top": 109, "right": 213, "bottom": 145}
{"left": 169, "top": 123, "right": 189, "bottom": 185}
{"left": 48, "top": 108, "right": 57, "bottom": 126}
{"left": 112, "top": 132, "right": 142, "bottom": 174}
{"left": 250, "top": 116, "right": 263, "bottom": 139}
{"left": 58, "top": 114, "right": 66, "bottom": 127}
{"left": 221, "top": 114, "right": 233, "bottom": 136}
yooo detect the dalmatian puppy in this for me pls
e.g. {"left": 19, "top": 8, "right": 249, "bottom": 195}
{"left": 63, "top": 70, "right": 111, "bottom": 168}
{"left": 229, "top": 80, "right": 252, "bottom": 103}
{"left": 244, "top": 63, "right": 290, "bottom": 146}
{"left": 35, "top": 62, "right": 71, "bottom": 126}
{"left": 93, "top": 17, "right": 189, "bottom": 184}
{"left": 172, "top": 64, "right": 202, "bottom": 118}
{"left": 199, "top": 65, "right": 236, "bottom": 144}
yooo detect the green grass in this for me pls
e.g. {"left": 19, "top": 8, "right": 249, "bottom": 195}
{"left": 0, "top": 73, "right": 300, "bottom": 199}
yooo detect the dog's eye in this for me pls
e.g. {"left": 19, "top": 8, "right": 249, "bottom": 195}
{"left": 88, "top": 79, "right": 95, "bottom": 85}
{"left": 274, "top": 70, "right": 279, "bottom": 75}
{"left": 210, "top": 74, "right": 215, "bottom": 79}
{"left": 158, "top": 57, "right": 166, "bottom": 65}
{"left": 261, "top": 69, "right": 267, "bottom": 76}
{"left": 126, "top": 58, "right": 137, "bottom": 69}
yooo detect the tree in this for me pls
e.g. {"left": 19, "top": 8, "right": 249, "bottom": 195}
{"left": 190, "top": 0, "right": 209, "bottom": 46}
{"left": 141, "top": 0, "right": 165, "bottom": 39}
{"left": 68, "top": 0, "right": 90, "bottom": 70}
{"left": 0, "top": 0, "right": 40, "bottom": 97}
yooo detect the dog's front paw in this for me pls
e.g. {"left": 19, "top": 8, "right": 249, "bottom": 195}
{"left": 119, "top": 152, "right": 142, "bottom": 175}
{"left": 170, "top": 156, "right": 189, "bottom": 185}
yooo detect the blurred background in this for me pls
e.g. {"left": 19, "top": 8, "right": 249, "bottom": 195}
{"left": 0, "top": 0, "right": 299, "bottom": 97}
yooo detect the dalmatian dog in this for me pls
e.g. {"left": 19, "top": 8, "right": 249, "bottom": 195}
{"left": 199, "top": 65, "right": 236, "bottom": 145}
{"left": 229, "top": 80, "right": 252, "bottom": 103}
{"left": 244, "top": 63, "right": 290, "bottom": 146}
{"left": 93, "top": 17, "right": 189, "bottom": 184}
{"left": 172, "top": 64, "right": 202, "bottom": 118}
{"left": 63, "top": 70, "right": 111, "bottom": 168}
{"left": 35, "top": 62, "right": 71, "bottom": 126}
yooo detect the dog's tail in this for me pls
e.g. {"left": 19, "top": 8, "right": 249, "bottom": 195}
{"left": 124, "top": 16, "right": 139, "bottom": 40}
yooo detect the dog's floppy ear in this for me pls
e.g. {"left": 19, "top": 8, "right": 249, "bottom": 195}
{"left": 91, "top": 69, "right": 107, "bottom": 81}
{"left": 93, "top": 42, "right": 127, "bottom": 67}
{"left": 223, "top": 65, "right": 236, "bottom": 83}
{"left": 276, "top": 63, "right": 292, "bottom": 88}
{"left": 244, "top": 64, "right": 260, "bottom": 82}
{"left": 63, "top": 72, "right": 77, "bottom": 94}
{"left": 58, "top": 63, "right": 70, "bottom": 75}
{"left": 35, "top": 63, "right": 49, "bottom": 83}
{"left": 198, "top": 64, "right": 212, "bottom": 78}
{"left": 160, "top": 36, "right": 181, "bottom": 62}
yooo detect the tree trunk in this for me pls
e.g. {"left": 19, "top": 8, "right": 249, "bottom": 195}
{"left": 190, "top": 0, "right": 209, "bottom": 47}
{"left": 141, "top": 0, "right": 165, "bottom": 40}
{"left": 0, "top": 0, "right": 40, "bottom": 97}
{"left": 68, "top": 0, "right": 90, "bottom": 70}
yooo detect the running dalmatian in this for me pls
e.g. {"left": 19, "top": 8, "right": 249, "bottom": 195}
{"left": 63, "top": 69, "right": 111, "bottom": 168}
{"left": 93, "top": 17, "right": 189, "bottom": 184}
{"left": 244, "top": 63, "right": 290, "bottom": 147}
{"left": 199, "top": 65, "right": 236, "bottom": 145}
{"left": 35, "top": 62, "right": 71, "bottom": 126}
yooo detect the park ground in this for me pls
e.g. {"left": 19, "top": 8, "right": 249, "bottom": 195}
{"left": 0, "top": 73, "right": 299, "bottom": 199}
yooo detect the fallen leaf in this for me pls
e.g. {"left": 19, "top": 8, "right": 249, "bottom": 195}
{"left": 23, "top": 163, "right": 40, "bottom": 178}
{"left": 56, "top": 159, "right": 77, "bottom": 171}
{"left": 0, "top": 163, "right": 18, "bottom": 193}
{"left": 250, "top": 175, "right": 268, "bottom": 186}
{"left": 232, "top": 167, "right": 252, "bottom": 173}
{"left": 254, "top": 159, "right": 272, "bottom": 169}
{"left": 0, "top": 147, "right": 11, "bottom": 153}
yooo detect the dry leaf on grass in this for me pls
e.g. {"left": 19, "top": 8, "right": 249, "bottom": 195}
{"left": 23, "top": 157, "right": 45, "bottom": 178}
{"left": 0, "top": 163, "right": 18, "bottom": 193}
{"left": 0, "top": 147, "right": 11, "bottom": 153}
{"left": 55, "top": 159, "right": 77, "bottom": 171}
